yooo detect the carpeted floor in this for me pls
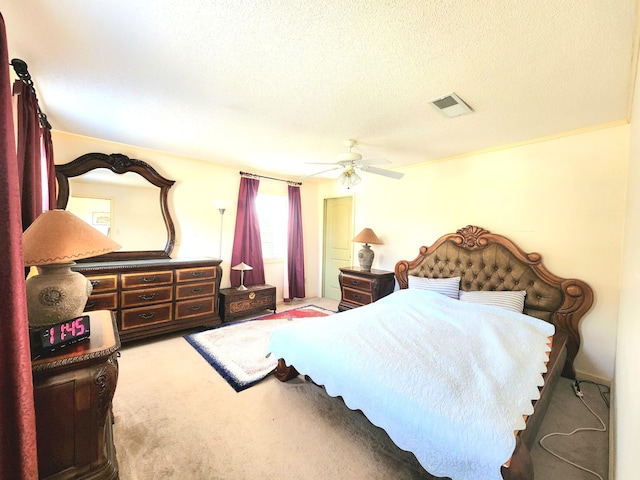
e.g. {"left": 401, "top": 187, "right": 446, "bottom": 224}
{"left": 112, "top": 297, "right": 609, "bottom": 480}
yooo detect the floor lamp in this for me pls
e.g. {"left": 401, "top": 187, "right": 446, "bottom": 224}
{"left": 214, "top": 200, "right": 227, "bottom": 259}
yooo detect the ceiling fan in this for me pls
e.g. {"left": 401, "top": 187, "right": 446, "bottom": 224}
{"left": 303, "top": 139, "right": 404, "bottom": 188}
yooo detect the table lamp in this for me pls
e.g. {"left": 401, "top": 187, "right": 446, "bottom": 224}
{"left": 23, "top": 209, "right": 121, "bottom": 327}
{"left": 231, "top": 262, "right": 253, "bottom": 290}
{"left": 352, "top": 228, "right": 383, "bottom": 271}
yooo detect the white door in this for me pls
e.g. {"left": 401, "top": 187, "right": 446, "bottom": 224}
{"left": 322, "top": 196, "right": 353, "bottom": 300}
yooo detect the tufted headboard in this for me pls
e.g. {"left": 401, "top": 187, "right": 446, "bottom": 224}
{"left": 394, "top": 225, "right": 593, "bottom": 378}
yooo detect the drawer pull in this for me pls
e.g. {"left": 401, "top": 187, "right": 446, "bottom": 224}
{"left": 190, "top": 271, "right": 205, "bottom": 277}
{"left": 189, "top": 287, "right": 204, "bottom": 294}
{"left": 86, "top": 300, "right": 98, "bottom": 308}
{"left": 138, "top": 293, "right": 158, "bottom": 301}
{"left": 141, "top": 275, "right": 158, "bottom": 283}
{"left": 353, "top": 294, "right": 361, "bottom": 300}
{"left": 350, "top": 279, "right": 361, "bottom": 285}
{"left": 90, "top": 280, "right": 101, "bottom": 287}
{"left": 138, "top": 312, "right": 157, "bottom": 320}
{"left": 188, "top": 304, "right": 202, "bottom": 311}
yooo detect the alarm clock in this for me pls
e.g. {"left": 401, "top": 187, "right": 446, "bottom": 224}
{"left": 32, "top": 315, "right": 91, "bottom": 356}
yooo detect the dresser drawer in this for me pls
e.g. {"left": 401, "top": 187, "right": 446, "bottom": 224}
{"left": 121, "top": 303, "right": 172, "bottom": 330}
{"left": 340, "top": 274, "right": 374, "bottom": 292}
{"left": 176, "top": 266, "right": 217, "bottom": 283}
{"left": 121, "top": 286, "right": 173, "bottom": 308}
{"left": 176, "top": 282, "right": 215, "bottom": 300}
{"left": 342, "top": 287, "right": 373, "bottom": 306}
{"left": 87, "top": 274, "right": 118, "bottom": 293}
{"left": 121, "top": 271, "right": 173, "bottom": 289}
{"left": 175, "top": 297, "right": 215, "bottom": 320}
{"left": 85, "top": 292, "right": 118, "bottom": 311}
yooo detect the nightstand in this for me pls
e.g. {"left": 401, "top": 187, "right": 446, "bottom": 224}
{"left": 31, "top": 310, "right": 119, "bottom": 480}
{"left": 219, "top": 284, "right": 277, "bottom": 321}
{"left": 338, "top": 267, "right": 395, "bottom": 311}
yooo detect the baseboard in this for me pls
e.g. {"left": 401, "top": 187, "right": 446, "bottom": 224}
{"left": 609, "top": 378, "right": 616, "bottom": 480}
{"left": 575, "top": 369, "right": 611, "bottom": 387}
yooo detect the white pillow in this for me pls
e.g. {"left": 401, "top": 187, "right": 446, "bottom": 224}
{"left": 408, "top": 276, "right": 460, "bottom": 299}
{"left": 459, "top": 290, "right": 527, "bottom": 313}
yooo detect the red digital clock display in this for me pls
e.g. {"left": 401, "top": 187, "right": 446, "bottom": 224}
{"left": 38, "top": 315, "right": 91, "bottom": 352}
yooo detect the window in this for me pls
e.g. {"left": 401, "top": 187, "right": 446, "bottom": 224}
{"left": 256, "top": 194, "right": 287, "bottom": 260}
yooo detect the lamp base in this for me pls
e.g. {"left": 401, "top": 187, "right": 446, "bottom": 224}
{"left": 237, "top": 285, "right": 248, "bottom": 291}
{"left": 25, "top": 263, "right": 93, "bottom": 328}
{"left": 357, "top": 244, "right": 374, "bottom": 271}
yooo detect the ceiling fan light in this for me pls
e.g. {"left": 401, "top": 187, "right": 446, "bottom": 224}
{"left": 336, "top": 172, "right": 348, "bottom": 185}
{"left": 350, "top": 172, "right": 362, "bottom": 185}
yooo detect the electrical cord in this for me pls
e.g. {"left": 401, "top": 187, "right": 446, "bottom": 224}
{"left": 538, "top": 380, "right": 608, "bottom": 480}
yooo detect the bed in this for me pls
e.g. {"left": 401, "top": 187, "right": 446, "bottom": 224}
{"left": 268, "top": 225, "right": 593, "bottom": 480}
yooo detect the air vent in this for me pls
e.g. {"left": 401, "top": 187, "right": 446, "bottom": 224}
{"left": 429, "top": 92, "right": 473, "bottom": 118}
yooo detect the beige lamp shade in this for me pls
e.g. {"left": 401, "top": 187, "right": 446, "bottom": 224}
{"left": 352, "top": 228, "right": 383, "bottom": 246}
{"left": 24, "top": 209, "right": 121, "bottom": 266}
{"left": 353, "top": 228, "right": 382, "bottom": 271}
{"left": 23, "top": 210, "right": 121, "bottom": 327}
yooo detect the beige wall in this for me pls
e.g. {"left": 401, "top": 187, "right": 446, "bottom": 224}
{"left": 613, "top": 51, "right": 640, "bottom": 480}
{"left": 319, "top": 124, "right": 629, "bottom": 383}
{"left": 52, "top": 132, "right": 322, "bottom": 300}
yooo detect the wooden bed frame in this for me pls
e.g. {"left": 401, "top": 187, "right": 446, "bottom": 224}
{"left": 275, "top": 225, "right": 594, "bottom": 480}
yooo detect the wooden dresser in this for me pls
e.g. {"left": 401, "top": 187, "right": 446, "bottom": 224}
{"left": 32, "top": 310, "right": 119, "bottom": 480}
{"left": 338, "top": 267, "right": 395, "bottom": 311}
{"left": 218, "top": 284, "right": 277, "bottom": 321}
{"left": 73, "top": 258, "right": 222, "bottom": 342}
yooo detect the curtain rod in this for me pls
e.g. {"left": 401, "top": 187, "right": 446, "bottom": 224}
{"left": 10, "top": 58, "right": 52, "bottom": 130}
{"left": 240, "top": 171, "right": 302, "bottom": 186}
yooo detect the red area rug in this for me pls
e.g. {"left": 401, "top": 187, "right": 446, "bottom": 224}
{"left": 255, "top": 305, "right": 334, "bottom": 321}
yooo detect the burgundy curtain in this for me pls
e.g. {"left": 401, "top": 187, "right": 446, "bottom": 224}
{"left": 286, "top": 184, "right": 305, "bottom": 299}
{"left": 230, "top": 176, "right": 265, "bottom": 287}
{"left": 42, "top": 127, "right": 56, "bottom": 209}
{"left": 13, "top": 78, "right": 43, "bottom": 228}
{"left": 0, "top": 12, "right": 39, "bottom": 480}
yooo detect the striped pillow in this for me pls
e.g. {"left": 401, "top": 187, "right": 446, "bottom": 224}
{"left": 459, "top": 290, "right": 527, "bottom": 313}
{"left": 408, "top": 276, "right": 460, "bottom": 299}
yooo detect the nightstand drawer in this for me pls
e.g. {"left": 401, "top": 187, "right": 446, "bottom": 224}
{"left": 340, "top": 274, "right": 374, "bottom": 292}
{"left": 342, "top": 287, "right": 373, "bottom": 306}
{"left": 176, "top": 282, "right": 216, "bottom": 300}
{"left": 121, "top": 271, "right": 173, "bottom": 289}
{"left": 121, "top": 286, "right": 173, "bottom": 308}
{"left": 121, "top": 304, "right": 172, "bottom": 330}
{"left": 229, "top": 294, "right": 273, "bottom": 314}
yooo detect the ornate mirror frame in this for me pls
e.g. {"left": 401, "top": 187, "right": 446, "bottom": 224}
{"left": 56, "top": 152, "right": 176, "bottom": 261}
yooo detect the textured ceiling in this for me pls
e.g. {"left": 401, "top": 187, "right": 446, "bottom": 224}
{"left": 3, "top": 1, "right": 639, "bottom": 180}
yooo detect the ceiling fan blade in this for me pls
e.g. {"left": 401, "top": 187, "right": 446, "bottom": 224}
{"left": 305, "top": 162, "right": 343, "bottom": 165}
{"left": 299, "top": 165, "right": 343, "bottom": 179}
{"left": 358, "top": 157, "right": 390, "bottom": 166}
{"left": 358, "top": 165, "right": 404, "bottom": 179}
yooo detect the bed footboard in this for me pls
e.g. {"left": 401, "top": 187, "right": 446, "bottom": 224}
{"left": 274, "top": 358, "right": 298, "bottom": 382}
{"left": 501, "top": 439, "right": 534, "bottom": 480}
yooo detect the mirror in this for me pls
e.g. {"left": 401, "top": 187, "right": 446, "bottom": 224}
{"left": 56, "top": 152, "right": 176, "bottom": 261}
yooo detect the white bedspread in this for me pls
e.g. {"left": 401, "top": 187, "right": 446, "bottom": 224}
{"left": 267, "top": 288, "right": 554, "bottom": 480}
